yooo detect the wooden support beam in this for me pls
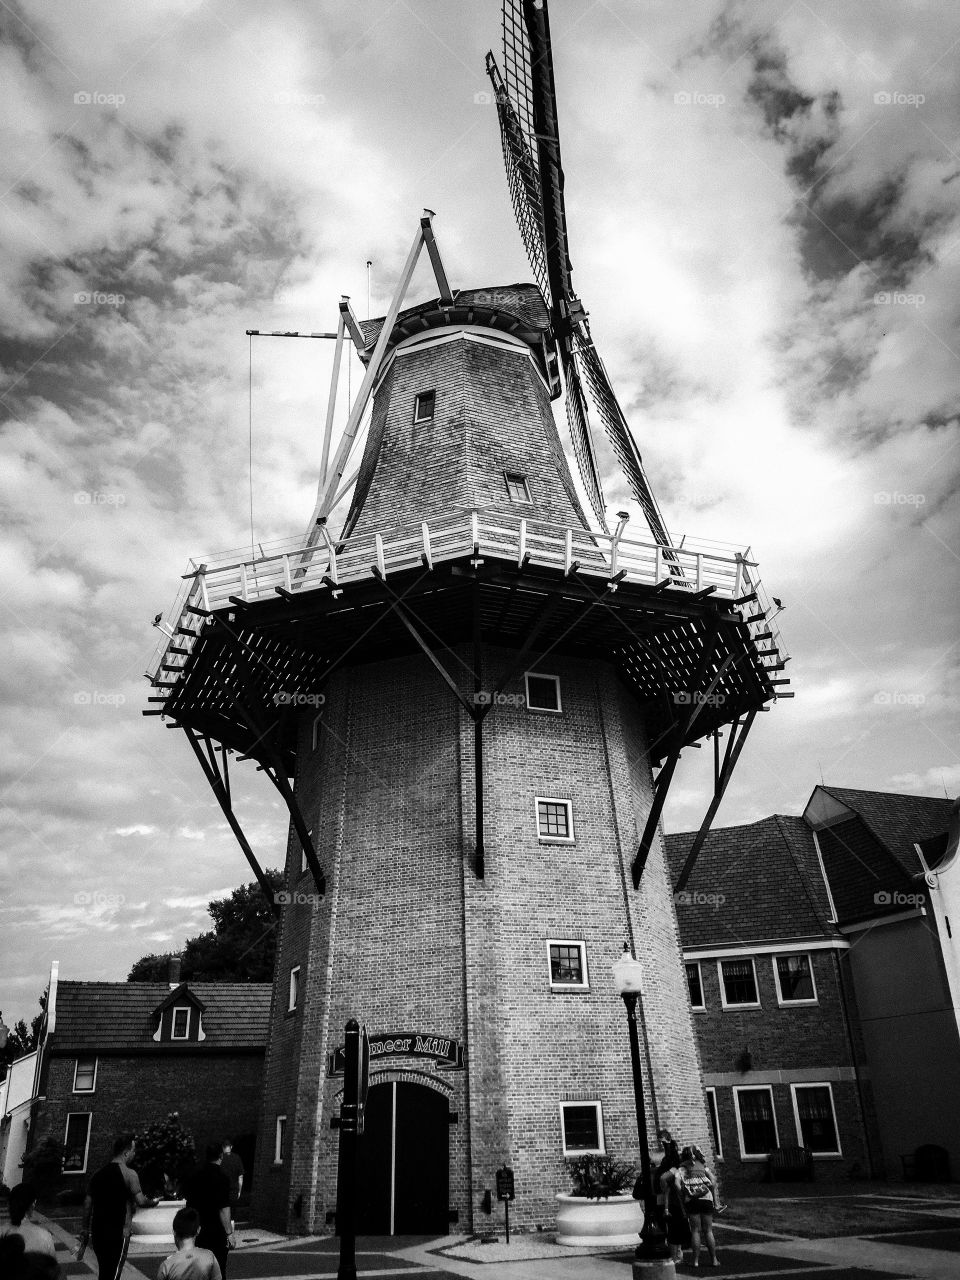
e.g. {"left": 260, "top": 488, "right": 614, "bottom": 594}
{"left": 421, "top": 210, "right": 455, "bottom": 305}
{"left": 183, "top": 727, "right": 282, "bottom": 918}
{"left": 339, "top": 296, "right": 367, "bottom": 355}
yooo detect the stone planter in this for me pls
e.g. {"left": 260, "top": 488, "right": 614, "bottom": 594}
{"left": 129, "top": 1199, "right": 186, "bottom": 1252}
{"left": 555, "top": 1191, "right": 643, "bottom": 1246}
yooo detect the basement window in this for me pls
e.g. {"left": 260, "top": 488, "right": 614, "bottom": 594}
{"left": 504, "top": 471, "right": 531, "bottom": 503}
{"left": 413, "top": 390, "right": 435, "bottom": 422}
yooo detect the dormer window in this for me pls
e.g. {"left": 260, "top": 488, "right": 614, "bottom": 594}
{"left": 172, "top": 1007, "right": 191, "bottom": 1039}
{"left": 413, "top": 391, "right": 435, "bottom": 423}
{"left": 152, "top": 984, "right": 206, "bottom": 1043}
{"left": 504, "top": 471, "right": 531, "bottom": 503}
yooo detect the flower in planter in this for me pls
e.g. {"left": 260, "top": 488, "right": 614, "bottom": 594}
{"left": 566, "top": 1154, "right": 638, "bottom": 1200}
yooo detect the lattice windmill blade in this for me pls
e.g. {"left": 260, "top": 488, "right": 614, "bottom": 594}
{"left": 486, "top": 53, "right": 548, "bottom": 303}
{"left": 564, "top": 350, "right": 607, "bottom": 530}
{"left": 574, "top": 327, "right": 674, "bottom": 549}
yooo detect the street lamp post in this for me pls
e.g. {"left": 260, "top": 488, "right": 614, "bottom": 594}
{"left": 611, "top": 948, "right": 671, "bottom": 1262}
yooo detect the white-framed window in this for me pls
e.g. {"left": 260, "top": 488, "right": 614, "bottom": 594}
{"left": 62, "top": 1113, "right": 92, "bottom": 1174}
{"left": 274, "top": 1115, "right": 287, "bottom": 1164}
{"left": 718, "top": 957, "right": 760, "bottom": 1008}
{"left": 171, "top": 1006, "right": 191, "bottom": 1039}
{"left": 547, "top": 939, "right": 589, "bottom": 991}
{"left": 73, "top": 1056, "right": 98, "bottom": 1093}
{"left": 774, "top": 953, "right": 818, "bottom": 1005}
{"left": 733, "top": 1086, "right": 778, "bottom": 1159}
{"left": 525, "top": 671, "right": 562, "bottom": 713}
{"left": 686, "top": 962, "right": 705, "bottom": 1010}
{"left": 536, "top": 796, "right": 574, "bottom": 842}
{"left": 791, "top": 1084, "right": 841, "bottom": 1156}
{"left": 706, "top": 1088, "right": 722, "bottom": 1159}
{"left": 413, "top": 390, "right": 435, "bottom": 423}
{"left": 504, "top": 471, "right": 532, "bottom": 503}
{"left": 560, "top": 1101, "right": 605, "bottom": 1156}
{"left": 288, "top": 965, "right": 300, "bottom": 1012}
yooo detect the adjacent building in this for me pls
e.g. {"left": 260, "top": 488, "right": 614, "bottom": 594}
{"left": 667, "top": 785, "right": 958, "bottom": 1183}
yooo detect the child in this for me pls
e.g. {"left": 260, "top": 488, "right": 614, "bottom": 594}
{"left": 158, "top": 1208, "right": 222, "bottom": 1280}
{"left": 1, "top": 1183, "right": 58, "bottom": 1260}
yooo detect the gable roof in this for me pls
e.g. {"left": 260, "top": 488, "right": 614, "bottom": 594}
{"left": 664, "top": 815, "right": 837, "bottom": 949}
{"left": 815, "top": 787, "right": 954, "bottom": 877}
{"left": 50, "top": 982, "right": 271, "bottom": 1054}
{"left": 814, "top": 815, "right": 921, "bottom": 925}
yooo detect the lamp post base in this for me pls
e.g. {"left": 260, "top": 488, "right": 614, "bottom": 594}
{"left": 632, "top": 1259, "right": 676, "bottom": 1280}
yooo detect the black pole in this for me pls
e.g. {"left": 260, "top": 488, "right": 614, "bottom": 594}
{"left": 621, "top": 992, "right": 670, "bottom": 1260}
{"left": 337, "top": 1019, "right": 360, "bottom": 1280}
{"left": 504, "top": 1196, "right": 510, "bottom": 1244}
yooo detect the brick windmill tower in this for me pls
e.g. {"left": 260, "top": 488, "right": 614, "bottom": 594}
{"left": 146, "top": 0, "right": 789, "bottom": 1238}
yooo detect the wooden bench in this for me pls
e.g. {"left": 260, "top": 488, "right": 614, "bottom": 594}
{"left": 767, "top": 1146, "right": 814, "bottom": 1181}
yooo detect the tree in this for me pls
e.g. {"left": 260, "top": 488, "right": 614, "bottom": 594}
{"left": 1, "top": 992, "right": 47, "bottom": 1070}
{"left": 127, "top": 869, "right": 282, "bottom": 983}
{"left": 133, "top": 1112, "right": 196, "bottom": 1198}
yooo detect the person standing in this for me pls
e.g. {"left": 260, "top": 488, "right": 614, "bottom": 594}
{"left": 77, "top": 1134, "right": 158, "bottom": 1280}
{"left": 183, "top": 1144, "right": 234, "bottom": 1280}
{"left": 218, "top": 1141, "right": 244, "bottom": 1223}
{"left": 675, "top": 1145, "right": 719, "bottom": 1268}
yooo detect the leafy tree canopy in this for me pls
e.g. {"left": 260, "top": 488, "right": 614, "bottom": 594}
{"left": 1, "top": 991, "right": 47, "bottom": 1069}
{"left": 127, "top": 869, "right": 282, "bottom": 983}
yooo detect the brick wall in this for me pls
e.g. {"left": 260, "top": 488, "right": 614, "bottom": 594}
{"left": 37, "top": 1051, "right": 264, "bottom": 1188}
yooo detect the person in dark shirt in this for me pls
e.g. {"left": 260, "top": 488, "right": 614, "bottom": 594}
{"left": 183, "top": 1144, "right": 234, "bottom": 1279}
{"left": 77, "top": 1134, "right": 157, "bottom": 1280}
{"left": 218, "top": 1141, "right": 244, "bottom": 1217}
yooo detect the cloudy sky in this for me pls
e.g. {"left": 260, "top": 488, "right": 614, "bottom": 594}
{"left": 1, "top": 0, "right": 957, "bottom": 1023}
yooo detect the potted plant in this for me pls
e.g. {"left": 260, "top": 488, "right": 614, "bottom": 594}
{"left": 129, "top": 1113, "right": 196, "bottom": 1249}
{"left": 555, "top": 1154, "right": 644, "bottom": 1245}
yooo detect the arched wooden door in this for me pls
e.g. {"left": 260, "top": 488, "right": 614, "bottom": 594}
{"left": 354, "top": 1080, "right": 449, "bottom": 1235}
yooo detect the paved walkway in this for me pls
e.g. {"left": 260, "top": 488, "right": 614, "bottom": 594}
{"left": 35, "top": 1199, "right": 960, "bottom": 1280}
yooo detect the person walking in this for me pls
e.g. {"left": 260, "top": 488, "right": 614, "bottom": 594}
{"left": 183, "top": 1144, "right": 234, "bottom": 1280}
{"left": 218, "top": 1141, "right": 244, "bottom": 1224}
{"left": 77, "top": 1134, "right": 158, "bottom": 1280}
{"left": 675, "top": 1145, "right": 719, "bottom": 1268}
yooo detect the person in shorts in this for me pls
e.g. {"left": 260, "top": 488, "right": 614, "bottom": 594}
{"left": 77, "top": 1134, "right": 158, "bottom": 1280}
{"left": 675, "top": 1145, "right": 719, "bottom": 1268}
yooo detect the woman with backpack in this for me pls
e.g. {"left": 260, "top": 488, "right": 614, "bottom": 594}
{"left": 674, "top": 1145, "right": 719, "bottom": 1268}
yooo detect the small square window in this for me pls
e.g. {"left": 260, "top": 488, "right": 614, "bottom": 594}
{"left": 792, "top": 1084, "right": 841, "bottom": 1155}
{"left": 171, "top": 1007, "right": 191, "bottom": 1039}
{"left": 525, "top": 672, "right": 561, "bottom": 712}
{"left": 73, "top": 1056, "right": 97, "bottom": 1093}
{"left": 686, "top": 962, "right": 705, "bottom": 1010}
{"left": 536, "top": 797, "right": 574, "bottom": 842}
{"left": 504, "top": 471, "right": 531, "bottom": 503}
{"left": 774, "top": 954, "right": 817, "bottom": 1004}
{"left": 560, "top": 1101, "right": 604, "bottom": 1155}
{"left": 719, "top": 957, "right": 759, "bottom": 1008}
{"left": 547, "top": 940, "right": 589, "bottom": 990}
{"left": 274, "top": 1115, "right": 287, "bottom": 1164}
{"left": 288, "top": 965, "right": 300, "bottom": 1012}
{"left": 413, "top": 391, "right": 435, "bottom": 423}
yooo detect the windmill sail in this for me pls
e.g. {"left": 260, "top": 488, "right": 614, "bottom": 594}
{"left": 488, "top": 0, "right": 677, "bottom": 552}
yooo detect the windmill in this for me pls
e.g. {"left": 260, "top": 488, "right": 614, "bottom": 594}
{"left": 144, "top": 0, "right": 791, "bottom": 1240}
{"left": 486, "top": 0, "right": 671, "bottom": 546}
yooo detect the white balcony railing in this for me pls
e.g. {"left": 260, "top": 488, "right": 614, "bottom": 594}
{"left": 147, "top": 512, "right": 787, "bottom": 693}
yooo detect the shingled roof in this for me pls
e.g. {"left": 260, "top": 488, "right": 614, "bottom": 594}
{"left": 664, "top": 815, "right": 836, "bottom": 949}
{"left": 813, "top": 816, "right": 920, "bottom": 925}
{"left": 816, "top": 787, "right": 954, "bottom": 877}
{"left": 50, "top": 982, "right": 271, "bottom": 1054}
